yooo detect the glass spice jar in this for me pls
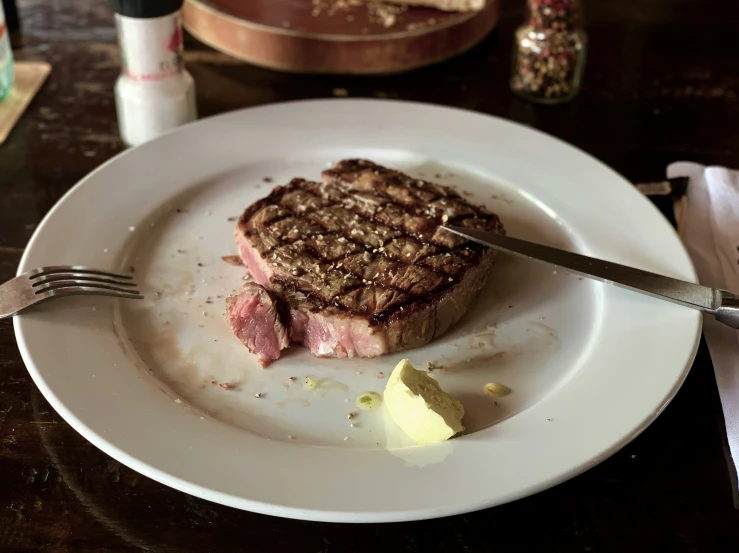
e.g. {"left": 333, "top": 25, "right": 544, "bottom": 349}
{"left": 510, "top": 0, "right": 587, "bottom": 104}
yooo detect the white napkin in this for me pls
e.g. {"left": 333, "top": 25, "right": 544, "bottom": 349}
{"left": 669, "top": 162, "right": 739, "bottom": 492}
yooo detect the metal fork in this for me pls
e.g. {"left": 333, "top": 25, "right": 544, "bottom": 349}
{"left": 0, "top": 266, "right": 143, "bottom": 319}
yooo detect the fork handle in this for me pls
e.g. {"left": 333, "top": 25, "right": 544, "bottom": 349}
{"left": 0, "top": 290, "right": 19, "bottom": 319}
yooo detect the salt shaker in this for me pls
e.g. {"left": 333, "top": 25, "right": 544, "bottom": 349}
{"left": 510, "top": 0, "right": 587, "bottom": 104}
{"left": 109, "top": 0, "right": 197, "bottom": 147}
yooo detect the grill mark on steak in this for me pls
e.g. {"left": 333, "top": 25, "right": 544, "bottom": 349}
{"left": 234, "top": 160, "right": 505, "bottom": 356}
{"left": 245, "top": 200, "right": 455, "bottom": 301}
{"left": 239, "top": 165, "right": 501, "bottom": 314}
{"left": 266, "top": 241, "right": 459, "bottom": 319}
{"left": 256, "top": 189, "right": 487, "bottom": 272}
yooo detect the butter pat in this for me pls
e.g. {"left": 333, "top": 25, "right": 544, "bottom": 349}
{"left": 384, "top": 359, "right": 465, "bottom": 444}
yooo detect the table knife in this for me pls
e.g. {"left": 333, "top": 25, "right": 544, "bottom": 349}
{"left": 442, "top": 225, "right": 739, "bottom": 329}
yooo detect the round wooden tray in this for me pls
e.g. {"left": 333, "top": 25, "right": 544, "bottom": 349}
{"left": 182, "top": 0, "right": 502, "bottom": 74}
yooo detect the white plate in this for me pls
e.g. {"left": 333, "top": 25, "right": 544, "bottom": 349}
{"left": 15, "top": 100, "right": 700, "bottom": 523}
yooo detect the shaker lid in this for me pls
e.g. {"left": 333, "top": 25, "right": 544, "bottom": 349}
{"left": 108, "top": 0, "right": 184, "bottom": 18}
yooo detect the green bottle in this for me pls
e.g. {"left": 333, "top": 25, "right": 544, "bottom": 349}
{"left": 0, "top": 3, "right": 14, "bottom": 101}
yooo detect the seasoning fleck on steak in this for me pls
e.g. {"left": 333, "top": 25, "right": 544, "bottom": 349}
{"left": 227, "top": 159, "right": 505, "bottom": 363}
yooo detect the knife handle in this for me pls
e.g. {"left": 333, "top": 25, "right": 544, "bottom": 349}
{"left": 714, "top": 291, "right": 739, "bottom": 329}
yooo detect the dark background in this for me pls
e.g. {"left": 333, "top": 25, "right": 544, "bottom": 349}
{"left": 1, "top": 0, "right": 738, "bottom": 551}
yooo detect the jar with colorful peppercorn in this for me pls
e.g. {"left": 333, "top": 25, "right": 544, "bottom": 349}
{"left": 510, "top": 0, "right": 587, "bottom": 104}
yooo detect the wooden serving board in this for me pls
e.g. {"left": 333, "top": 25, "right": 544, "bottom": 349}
{"left": 182, "top": 0, "right": 502, "bottom": 74}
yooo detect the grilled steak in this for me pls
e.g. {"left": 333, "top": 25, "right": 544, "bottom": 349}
{"left": 230, "top": 159, "right": 505, "bottom": 362}
{"left": 226, "top": 283, "right": 290, "bottom": 367}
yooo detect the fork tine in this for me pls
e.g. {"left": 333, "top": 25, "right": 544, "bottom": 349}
{"left": 29, "top": 266, "right": 134, "bottom": 281}
{"left": 34, "top": 280, "right": 142, "bottom": 297}
{"left": 40, "top": 286, "right": 144, "bottom": 301}
{"left": 31, "top": 273, "right": 138, "bottom": 288}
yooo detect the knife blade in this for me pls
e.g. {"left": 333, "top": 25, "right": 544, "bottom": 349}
{"left": 442, "top": 225, "right": 739, "bottom": 328}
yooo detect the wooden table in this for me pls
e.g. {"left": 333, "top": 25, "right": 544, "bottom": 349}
{"left": 1, "top": 0, "right": 738, "bottom": 550}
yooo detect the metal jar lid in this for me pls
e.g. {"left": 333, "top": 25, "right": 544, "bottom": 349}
{"left": 108, "top": 0, "right": 184, "bottom": 18}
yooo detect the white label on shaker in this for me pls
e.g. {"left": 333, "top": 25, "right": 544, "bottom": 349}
{"left": 116, "top": 13, "right": 184, "bottom": 82}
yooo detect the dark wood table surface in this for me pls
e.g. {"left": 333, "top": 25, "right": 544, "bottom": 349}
{"left": 2, "top": 0, "right": 739, "bottom": 551}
